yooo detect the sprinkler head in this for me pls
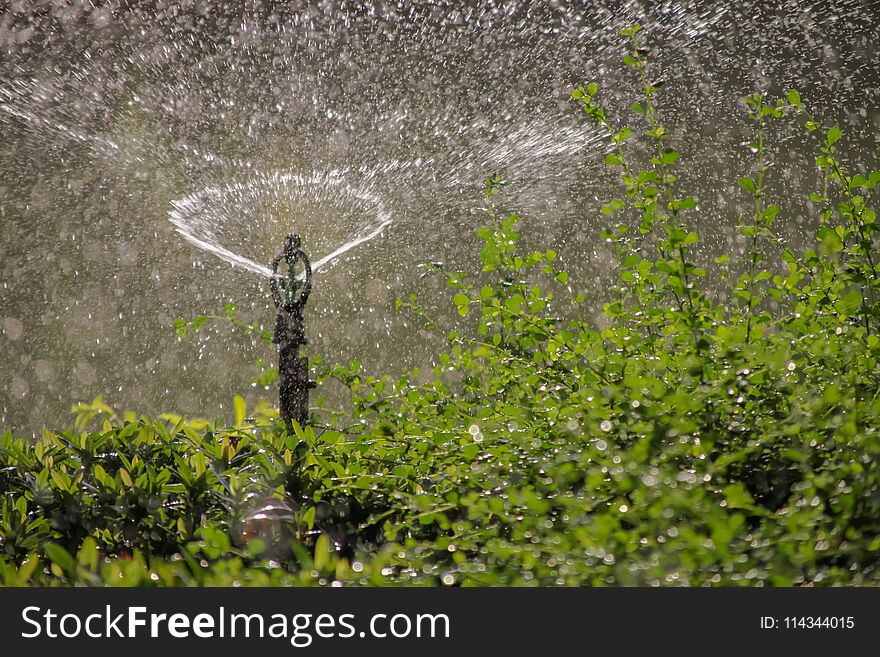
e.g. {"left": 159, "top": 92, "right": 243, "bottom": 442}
{"left": 270, "top": 233, "right": 312, "bottom": 311}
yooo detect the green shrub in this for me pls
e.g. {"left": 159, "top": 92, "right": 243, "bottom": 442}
{"left": 1, "top": 25, "right": 879, "bottom": 586}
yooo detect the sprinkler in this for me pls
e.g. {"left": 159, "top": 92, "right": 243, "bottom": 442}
{"left": 269, "top": 234, "right": 315, "bottom": 427}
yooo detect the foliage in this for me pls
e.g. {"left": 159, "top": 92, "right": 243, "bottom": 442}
{"left": 2, "top": 25, "right": 880, "bottom": 586}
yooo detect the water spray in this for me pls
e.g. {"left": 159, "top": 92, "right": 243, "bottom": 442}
{"left": 269, "top": 234, "right": 315, "bottom": 428}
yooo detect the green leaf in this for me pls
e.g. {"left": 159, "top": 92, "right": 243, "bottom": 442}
{"left": 173, "top": 318, "right": 188, "bottom": 338}
{"left": 827, "top": 127, "right": 842, "bottom": 145}
{"left": 301, "top": 506, "right": 316, "bottom": 531}
{"left": 44, "top": 544, "right": 76, "bottom": 574}
{"left": 761, "top": 205, "right": 780, "bottom": 224}
{"left": 233, "top": 395, "right": 247, "bottom": 427}
{"left": 505, "top": 295, "right": 524, "bottom": 313}
{"left": 314, "top": 533, "right": 332, "bottom": 571}
{"left": 246, "top": 538, "right": 266, "bottom": 557}
{"left": 77, "top": 537, "right": 100, "bottom": 571}
{"left": 461, "top": 444, "right": 479, "bottom": 460}
{"left": 723, "top": 484, "right": 755, "bottom": 510}
{"left": 475, "top": 226, "right": 493, "bottom": 240}
{"left": 602, "top": 199, "right": 625, "bottom": 215}
{"left": 738, "top": 177, "right": 756, "bottom": 193}
{"left": 453, "top": 293, "right": 471, "bottom": 316}
{"left": 661, "top": 149, "right": 680, "bottom": 165}
{"left": 50, "top": 470, "right": 71, "bottom": 493}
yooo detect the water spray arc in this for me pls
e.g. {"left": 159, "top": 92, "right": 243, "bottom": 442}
{"left": 269, "top": 234, "right": 315, "bottom": 428}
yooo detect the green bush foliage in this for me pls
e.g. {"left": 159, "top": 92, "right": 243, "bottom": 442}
{"left": 2, "top": 26, "right": 880, "bottom": 586}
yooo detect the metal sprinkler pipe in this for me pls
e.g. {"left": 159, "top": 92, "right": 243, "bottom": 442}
{"left": 269, "top": 234, "right": 315, "bottom": 428}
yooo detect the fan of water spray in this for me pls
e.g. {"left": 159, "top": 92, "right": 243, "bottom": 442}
{"left": 169, "top": 169, "right": 392, "bottom": 277}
